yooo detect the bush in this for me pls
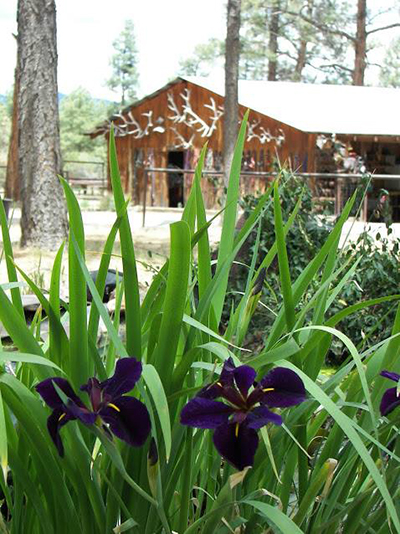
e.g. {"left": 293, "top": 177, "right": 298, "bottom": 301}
{"left": 225, "top": 176, "right": 333, "bottom": 350}
{"left": 230, "top": 179, "right": 400, "bottom": 365}
{"left": 329, "top": 227, "right": 400, "bottom": 363}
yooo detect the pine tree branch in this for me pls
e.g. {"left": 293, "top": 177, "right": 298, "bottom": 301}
{"left": 318, "top": 62, "right": 354, "bottom": 73}
{"left": 367, "top": 23, "right": 400, "bottom": 36}
{"left": 284, "top": 9, "right": 356, "bottom": 43}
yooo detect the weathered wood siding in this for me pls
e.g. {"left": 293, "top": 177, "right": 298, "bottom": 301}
{"left": 104, "top": 78, "right": 314, "bottom": 207}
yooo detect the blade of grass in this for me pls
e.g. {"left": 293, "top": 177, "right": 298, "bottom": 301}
{"left": 142, "top": 364, "right": 172, "bottom": 462}
{"left": 87, "top": 201, "right": 128, "bottom": 347}
{"left": 265, "top": 191, "right": 357, "bottom": 350}
{"left": 153, "top": 221, "right": 191, "bottom": 391}
{"left": 194, "top": 145, "right": 212, "bottom": 298}
{"left": 49, "top": 241, "right": 68, "bottom": 367}
{"left": 0, "top": 391, "right": 7, "bottom": 483}
{"left": 274, "top": 181, "right": 296, "bottom": 333}
{"left": 0, "top": 286, "right": 50, "bottom": 381}
{"left": 244, "top": 500, "right": 305, "bottom": 533}
{"left": 0, "top": 192, "right": 24, "bottom": 317}
{"left": 109, "top": 127, "right": 142, "bottom": 358}
{"left": 60, "top": 177, "right": 90, "bottom": 388}
{"left": 70, "top": 232, "right": 128, "bottom": 359}
{"left": 213, "top": 111, "right": 249, "bottom": 322}
{"left": 279, "top": 360, "right": 400, "bottom": 532}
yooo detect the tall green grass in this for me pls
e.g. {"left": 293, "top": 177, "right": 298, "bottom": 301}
{"left": 0, "top": 117, "right": 399, "bottom": 533}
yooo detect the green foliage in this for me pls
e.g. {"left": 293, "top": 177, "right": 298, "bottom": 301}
{"left": 106, "top": 19, "right": 139, "bottom": 106}
{"left": 380, "top": 36, "right": 400, "bottom": 88}
{"left": 178, "top": 39, "right": 224, "bottom": 76}
{"left": 224, "top": 178, "right": 332, "bottom": 348}
{"left": 330, "top": 226, "right": 400, "bottom": 363}
{"left": 178, "top": 0, "right": 353, "bottom": 82}
{"left": 1, "top": 123, "right": 400, "bottom": 533}
{"left": 240, "top": 177, "right": 333, "bottom": 278}
{"left": 59, "top": 87, "right": 107, "bottom": 162}
{"left": 233, "top": 181, "right": 400, "bottom": 367}
{"left": 179, "top": 0, "right": 399, "bottom": 84}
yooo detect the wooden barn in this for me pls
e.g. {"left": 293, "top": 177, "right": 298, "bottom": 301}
{"left": 90, "top": 77, "right": 400, "bottom": 211}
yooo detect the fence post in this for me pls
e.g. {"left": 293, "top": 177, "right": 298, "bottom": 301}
{"left": 143, "top": 168, "right": 148, "bottom": 227}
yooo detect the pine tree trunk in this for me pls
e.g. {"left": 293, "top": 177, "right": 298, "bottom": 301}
{"left": 294, "top": 0, "right": 313, "bottom": 81}
{"left": 353, "top": 0, "right": 366, "bottom": 85}
{"left": 268, "top": 0, "right": 280, "bottom": 81}
{"left": 294, "top": 40, "right": 307, "bottom": 81}
{"left": 5, "top": 73, "right": 19, "bottom": 200}
{"left": 17, "top": 0, "right": 68, "bottom": 249}
{"left": 223, "top": 0, "right": 241, "bottom": 187}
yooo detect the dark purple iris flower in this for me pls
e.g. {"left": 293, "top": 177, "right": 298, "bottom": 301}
{"left": 180, "top": 358, "right": 306, "bottom": 470}
{"left": 36, "top": 358, "right": 151, "bottom": 456}
{"left": 379, "top": 370, "right": 400, "bottom": 416}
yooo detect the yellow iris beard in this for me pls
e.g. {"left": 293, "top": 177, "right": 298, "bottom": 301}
{"left": 108, "top": 403, "right": 121, "bottom": 412}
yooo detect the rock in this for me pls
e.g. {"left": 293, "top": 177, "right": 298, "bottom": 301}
{"left": 87, "top": 269, "right": 123, "bottom": 303}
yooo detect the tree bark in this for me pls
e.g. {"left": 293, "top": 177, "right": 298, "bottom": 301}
{"left": 17, "top": 0, "right": 68, "bottom": 249}
{"left": 294, "top": 0, "right": 313, "bottom": 81}
{"left": 268, "top": 0, "right": 280, "bottom": 81}
{"left": 223, "top": 0, "right": 241, "bottom": 187}
{"left": 294, "top": 39, "right": 307, "bottom": 80}
{"left": 353, "top": 0, "right": 367, "bottom": 85}
{"left": 5, "top": 72, "right": 19, "bottom": 200}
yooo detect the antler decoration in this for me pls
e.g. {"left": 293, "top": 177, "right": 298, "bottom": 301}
{"left": 247, "top": 120, "right": 285, "bottom": 146}
{"left": 171, "top": 127, "right": 195, "bottom": 150}
{"left": 167, "top": 90, "right": 224, "bottom": 138}
{"left": 95, "top": 91, "right": 223, "bottom": 140}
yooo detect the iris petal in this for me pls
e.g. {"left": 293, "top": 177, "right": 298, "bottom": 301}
{"left": 259, "top": 367, "right": 306, "bottom": 408}
{"left": 100, "top": 396, "right": 151, "bottom": 447}
{"left": 66, "top": 402, "right": 97, "bottom": 425}
{"left": 246, "top": 405, "right": 282, "bottom": 429}
{"left": 380, "top": 387, "right": 400, "bottom": 416}
{"left": 197, "top": 383, "right": 223, "bottom": 400}
{"left": 100, "top": 358, "right": 142, "bottom": 399}
{"left": 220, "top": 358, "right": 236, "bottom": 385}
{"left": 180, "top": 397, "right": 233, "bottom": 429}
{"left": 234, "top": 365, "right": 257, "bottom": 397}
{"left": 36, "top": 377, "right": 83, "bottom": 409}
{"left": 213, "top": 422, "right": 259, "bottom": 470}
{"left": 80, "top": 377, "right": 102, "bottom": 411}
{"left": 381, "top": 370, "right": 400, "bottom": 383}
{"left": 47, "top": 408, "right": 74, "bottom": 457}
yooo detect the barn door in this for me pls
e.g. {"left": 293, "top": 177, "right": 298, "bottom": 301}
{"left": 167, "top": 150, "right": 184, "bottom": 207}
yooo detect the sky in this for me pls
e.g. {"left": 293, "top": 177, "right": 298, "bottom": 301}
{"left": 0, "top": 0, "right": 399, "bottom": 102}
{"left": 0, "top": 0, "right": 227, "bottom": 100}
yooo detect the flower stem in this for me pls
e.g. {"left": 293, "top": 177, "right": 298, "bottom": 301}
{"left": 177, "top": 426, "right": 193, "bottom": 533}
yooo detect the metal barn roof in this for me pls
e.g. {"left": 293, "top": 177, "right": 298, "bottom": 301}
{"left": 182, "top": 76, "right": 400, "bottom": 137}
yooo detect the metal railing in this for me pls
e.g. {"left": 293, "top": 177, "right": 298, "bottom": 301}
{"left": 62, "top": 160, "right": 107, "bottom": 195}
{"left": 141, "top": 167, "right": 400, "bottom": 226}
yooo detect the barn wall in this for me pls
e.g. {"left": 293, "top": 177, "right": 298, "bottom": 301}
{"left": 105, "top": 79, "right": 313, "bottom": 207}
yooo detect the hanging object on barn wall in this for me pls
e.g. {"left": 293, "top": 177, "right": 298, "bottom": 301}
{"left": 246, "top": 119, "right": 286, "bottom": 147}
{"left": 93, "top": 88, "right": 224, "bottom": 149}
{"left": 167, "top": 89, "right": 224, "bottom": 138}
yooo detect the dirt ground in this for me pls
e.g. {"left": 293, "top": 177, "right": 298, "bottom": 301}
{"left": 0, "top": 204, "right": 222, "bottom": 299}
